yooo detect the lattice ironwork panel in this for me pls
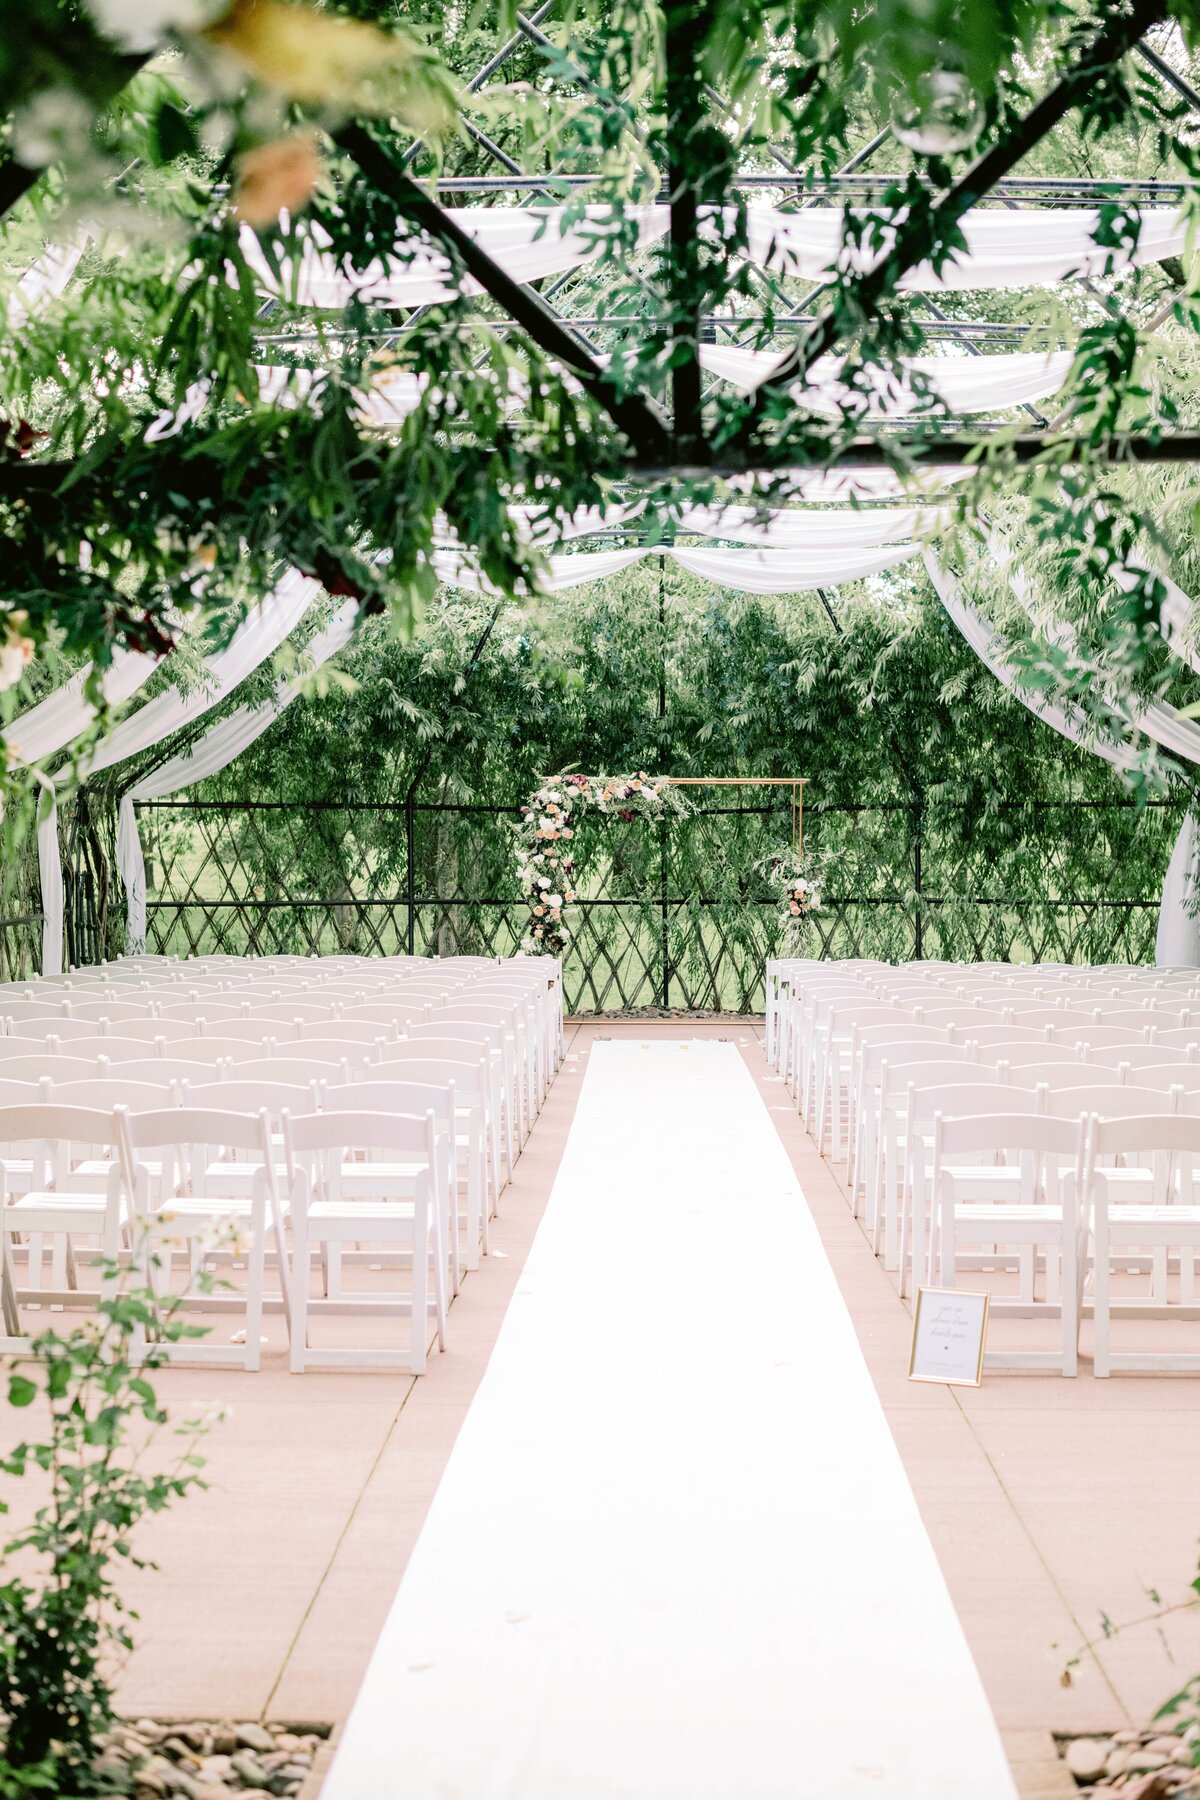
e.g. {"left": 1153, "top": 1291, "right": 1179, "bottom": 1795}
{"left": 131, "top": 795, "right": 1180, "bottom": 1000}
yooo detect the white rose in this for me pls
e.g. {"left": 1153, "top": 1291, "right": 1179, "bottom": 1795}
{"left": 547, "top": 894, "right": 563, "bottom": 908}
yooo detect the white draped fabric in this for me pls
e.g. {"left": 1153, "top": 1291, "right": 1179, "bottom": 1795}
{"left": 1156, "top": 812, "right": 1200, "bottom": 967}
{"left": 701, "top": 345, "right": 1075, "bottom": 415}
{"left": 1002, "top": 554, "right": 1200, "bottom": 769}
{"left": 34, "top": 571, "right": 320, "bottom": 974}
{"left": 923, "top": 553, "right": 1139, "bottom": 771}
{"left": 5, "top": 645, "right": 165, "bottom": 768}
{"left": 72, "top": 569, "right": 319, "bottom": 779}
{"left": 746, "top": 206, "right": 1187, "bottom": 291}
{"left": 433, "top": 539, "right": 920, "bottom": 596}
{"left": 239, "top": 206, "right": 669, "bottom": 309}
{"left": 117, "top": 600, "right": 360, "bottom": 954}
{"left": 240, "top": 205, "right": 1186, "bottom": 312}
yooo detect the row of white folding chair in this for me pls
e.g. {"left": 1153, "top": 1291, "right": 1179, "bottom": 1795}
{"left": 926, "top": 1108, "right": 1200, "bottom": 1375}
{"left": 897, "top": 1078, "right": 1182, "bottom": 1300}
{"left": 862, "top": 1050, "right": 1176, "bottom": 1277}
{"left": 1, "top": 1095, "right": 451, "bottom": 1376}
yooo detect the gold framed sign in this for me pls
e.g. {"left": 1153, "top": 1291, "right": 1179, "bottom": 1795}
{"left": 908, "top": 1287, "right": 990, "bottom": 1388}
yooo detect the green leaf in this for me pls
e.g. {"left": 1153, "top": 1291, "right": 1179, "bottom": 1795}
{"left": 7, "top": 1375, "right": 37, "bottom": 1408}
{"left": 151, "top": 100, "right": 200, "bottom": 166}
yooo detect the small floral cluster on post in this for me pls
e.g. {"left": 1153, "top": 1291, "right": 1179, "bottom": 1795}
{"left": 514, "top": 772, "right": 685, "bottom": 956}
{"left": 765, "top": 846, "right": 823, "bottom": 949}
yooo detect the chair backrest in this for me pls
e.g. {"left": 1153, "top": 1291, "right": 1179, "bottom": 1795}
{"left": 954, "top": 1024, "right": 1048, "bottom": 1048}
{"left": 323, "top": 1078, "right": 455, "bottom": 1126}
{"left": 0, "top": 1101, "right": 118, "bottom": 1153}
{"left": 375, "top": 1047, "right": 486, "bottom": 1098}
{"left": 50, "top": 1077, "right": 177, "bottom": 1110}
{"left": 114, "top": 1017, "right": 196, "bottom": 1043}
{"left": 1011, "top": 1064, "right": 1124, "bottom": 1092}
{"left": 0, "top": 1077, "right": 50, "bottom": 1105}
{"left": 234, "top": 1054, "right": 349, "bottom": 1085}
{"left": 282, "top": 1106, "right": 436, "bottom": 1160}
{"left": 274, "top": 1035, "right": 380, "bottom": 1066}
{"left": 1043, "top": 1084, "right": 1177, "bottom": 1120}
{"left": 0, "top": 1053, "right": 109, "bottom": 1083}
{"left": 121, "top": 1103, "right": 274, "bottom": 1156}
{"left": 200, "top": 1018, "right": 292, "bottom": 1044}
{"left": 63, "top": 999, "right": 153, "bottom": 1025}
{"left": 405, "top": 1019, "right": 504, "bottom": 1051}
{"left": 854, "top": 1021, "right": 947, "bottom": 1047}
{"left": 183, "top": 1078, "right": 320, "bottom": 1117}
{"left": 974, "top": 1040, "right": 1083, "bottom": 1069}
{"left": 156, "top": 1000, "right": 249, "bottom": 1024}
{"left": 1147, "top": 1026, "right": 1200, "bottom": 1051}
{"left": 866, "top": 1044, "right": 968, "bottom": 1087}
{"left": 117, "top": 1057, "right": 224, "bottom": 1085}
{"left": 1095, "top": 1006, "right": 1187, "bottom": 1030}
{"left": 248, "top": 1001, "right": 341, "bottom": 1024}
{"left": 5, "top": 1016, "right": 96, "bottom": 1041}
{"left": 1121, "top": 1063, "right": 1200, "bottom": 1091}
{"left": 58, "top": 1036, "right": 155, "bottom": 1062}
{"left": 1049, "top": 1025, "right": 1149, "bottom": 1049}
{"left": 337, "top": 1003, "right": 431, "bottom": 1029}
{"left": 293, "top": 1021, "right": 390, "bottom": 1047}
{"left": 933, "top": 1110, "right": 1082, "bottom": 1161}
{"left": 908, "top": 1082, "right": 1039, "bottom": 1126}
{"left": 172, "top": 1037, "right": 274, "bottom": 1064}
{"left": 1, "top": 1000, "right": 69, "bottom": 1025}
{"left": 0, "top": 1035, "right": 68, "bottom": 1061}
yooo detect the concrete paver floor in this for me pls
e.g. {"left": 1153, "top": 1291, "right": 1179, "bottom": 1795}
{"left": 6, "top": 1022, "right": 1194, "bottom": 1799}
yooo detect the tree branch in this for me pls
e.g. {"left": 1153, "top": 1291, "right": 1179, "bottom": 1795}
{"left": 333, "top": 123, "right": 675, "bottom": 462}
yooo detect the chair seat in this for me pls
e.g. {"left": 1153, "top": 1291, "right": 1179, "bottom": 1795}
{"left": 310, "top": 1199, "right": 418, "bottom": 1219}
{"left": 1107, "top": 1204, "right": 1200, "bottom": 1228}
{"left": 949, "top": 1203, "right": 1063, "bottom": 1226}
{"left": 8, "top": 1189, "right": 112, "bottom": 1227}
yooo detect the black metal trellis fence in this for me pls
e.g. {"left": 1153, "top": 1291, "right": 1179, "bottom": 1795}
{"left": 93, "top": 793, "right": 1186, "bottom": 1014}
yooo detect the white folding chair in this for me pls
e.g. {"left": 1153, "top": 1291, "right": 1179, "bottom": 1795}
{"left": 374, "top": 1047, "right": 491, "bottom": 1265}
{"left": 1, "top": 1104, "right": 126, "bottom": 1343}
{"left": 281, "top": 1109, "right": 445, "bottom": 1374}
{"left": 898, "top": 1082, "right": 1039, "bottom": 1298}
{"left": 1084, "top": 1114, "right": 1200, "bottom": 1375}
{"left": 117, "top": 1104, "right": 280, "bottom": 1372}
{"left": 930, "top": 1111, "right": 1085, "bottom": 1375}
{"left": 322, "top": 1079, "right": 459, "bottom": 1294}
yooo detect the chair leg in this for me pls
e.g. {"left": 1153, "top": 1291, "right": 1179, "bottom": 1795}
{"left": 243, "top": 1204, "right": 265, "bottom": 1374}
{"left": 1092, "top": 1209, "right": 1111, "bottom": 1378}
{"left": 1060, "top": 1224, "right": 1078, "bottom": 1378}
{"left": 290, "top": 1213, "right": 309, "bottom": 1375}
{"left": 410, "top": 1216, "right": 428, "bottom": 1377}
{"left": 431, "top": 1217, "right": 447, "bottom": 1355}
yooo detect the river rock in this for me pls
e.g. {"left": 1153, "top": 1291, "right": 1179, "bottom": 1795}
{"left": 1067, "top": 1738, "right": 1113, "bottom": 1782}
{"left": 231, "top": 1749, "right": 272, "bottom": 1786}
{"left": 236, "top": 1722, "right": 276, "bottom": 1755}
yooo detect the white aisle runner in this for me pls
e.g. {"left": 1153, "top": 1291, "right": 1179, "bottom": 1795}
{"left": 324, "top": 1041, "right": 1017, "bottom": 1800}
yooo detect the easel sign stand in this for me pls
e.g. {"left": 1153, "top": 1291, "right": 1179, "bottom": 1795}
{"left": 908, "top": 1287, "right": 990, "bottom": 1387}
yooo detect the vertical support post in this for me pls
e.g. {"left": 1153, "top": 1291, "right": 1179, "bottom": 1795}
{"left": 914, "top": 799, "right": 925, "bottom": 962}
{"left": 405, "top": 794, "right": 416, "bottom": 955}
{"left": 664, "top": 0, "right": 705, "bottom": 459}
{"left": 660, "top": 815, "right": 671, "bottom": 1009}
{"left": 658, "top": 553, "right": 668, "bottom": 720}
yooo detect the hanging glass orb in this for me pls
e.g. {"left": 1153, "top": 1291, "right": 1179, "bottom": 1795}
{"left": 890, "top": 69, "right": 984, "bottom": 156}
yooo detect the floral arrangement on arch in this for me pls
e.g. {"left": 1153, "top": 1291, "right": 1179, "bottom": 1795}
{"left": 763, "top": 845, "right": 825, "bottom": 951}
{"left": 514, "top": 772, "right": 690, "bottom": 956}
